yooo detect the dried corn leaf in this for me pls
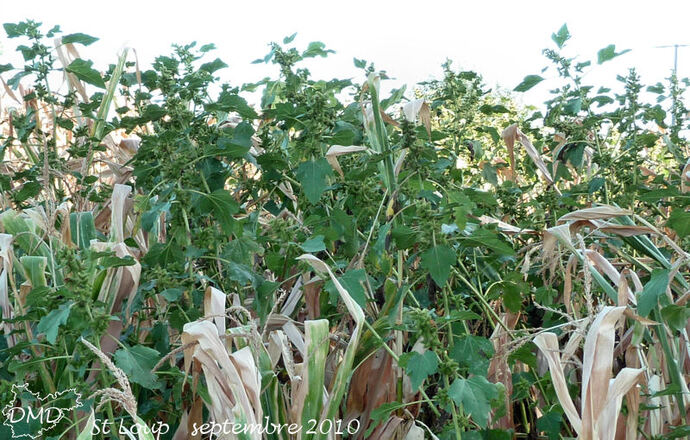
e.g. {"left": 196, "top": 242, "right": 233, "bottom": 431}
{"left": 326, "top": 145, "right": 368, "bottom": 177}
{"left": 558, "top": 205, "right": 632, "bottom": 223}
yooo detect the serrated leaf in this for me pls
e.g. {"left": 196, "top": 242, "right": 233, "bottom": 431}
{"left": 199, "top": 189, "right": 239, "bottom": 234}
{"left": 301, "top": 235, "right": 326, "bottom": 252}
{"left": 113, "top": 345, "right": 161, "bottom": 389}
{"left": 450, "top": 335, "right": 494, "bottom": 375}
{"left": 551, "top": 24, "right": 570, "bottom": 48}
{"left": 537, "top": 411, "right": 563, "bottom": 440}
{"left": 37, "top": 301, "right": 73, "bottom": 344}
{"left": 420, "top": 244, "right": 455, "bottom": 286}
{"left": 597, "top": 44, "right": 631, "bottom": 64}
{"left": 325, "top": 269, "right": 368, "bottom": 308}
{"left": 66, "top": 59, "right": 106, "bottom": 88}
{"left": 295, "top": 159, "right": 332, "bottom": 204}
{"left": 667, "top": 209, "right": 690, "bottom": 238}
{"left": 160, "top": 288, "right": 184, "bottom": 302}
{"left": 400, "top": 351, "right": 439, "bottom": 389}
{"left": 448, "top": 375, "right": 498, "bottom": 428}
{"left": 61, "top": 33, "right": 98, "bottom": 46}
{"left": 514, "top": 75, "right": 544, "bottom": 92}
{"left": 199, "top": 58, "right": 228, "bottom": 74}
{"left": 283, "top": 33, "right": 297, "bottom": 44}
{"left": 302, "top": 41, "right": 334, "bottom": 58}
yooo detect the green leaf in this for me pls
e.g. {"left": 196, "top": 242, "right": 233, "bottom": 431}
{"left": 223, "top": 236, "right": 262, "bottom": 265}
{"left": 199, "top": 58, "right": 228, "bottom": 74}
{"left": 37, "top": 302, "right": 73, "bottom": 344}
{"left": 637, "top": 269, "right": 669, "bottom": 317}
{"left": 0, "top": 63, "right": 13, "bottom": 74}
{"left": 325, "top": 269, "right": 368, "bottom": 308}
{"left": 206, "top": 90, "right": 258, "bottom": 120}
{"left": 160, "top": 288, "right": 184, "bottom": 302}
{"left": 301, "top": 235, "right": 326, "bottom": 252}
{"left": 660, "top": 304, "right": 689, "bottom": 332}
{"left": 514, "top": 75, "right": 544, "bottom": 92}
{"left": 295, "top": 159, "right": 333, "bottom": 204}
{"left": 283, "top": 33, "right": 297, "bottom": 44}
{"left": 537, "top": 411, "right": 562, "bottom": 440}
{"left": 464, "top": 228, "right": 515, "bottom": 256}
{"left": 399, "top": 351, "right": 439, "bottom": 389}
{"left": 14, "top": 181, "right": 41, "bottom": 202}
{"left": 302, "top": 41, "right": 334, "bottom": 58}
{"left": 420, "top": 244, "right": 455, "bottom": 286}
{"left": 113, "top": 345, "right": 161, "bottom": 389}
{"left": 216, "top": 122, "right": 254, "bottom": 157}
{"left": 66, "top": 59, "right": 106, "bottom": 88}
{"left": 448, "top": 375, "right": 498, "bottom": 428}
{"left": 450, "top": 335, "right": 494, "bottom": 375}
{"left": 199, "top": 189, "right": 239, "bottom": 234}
{"left": 392, "top": 226, "right": 418, "bottom": 249}
{"left": 597, "top": 44, "right": 631, "bottom": 64}
{"left": 551, "top": 24, "right": 570, "bottom": 48}
{"left": 61, "top": 33, "right": 98, "bottom": 46}
{"left": 667, "top": 209, "right": 690, "bottom": 238}
{"left": 563, "top": 97, "right": 582, "bottom": 115}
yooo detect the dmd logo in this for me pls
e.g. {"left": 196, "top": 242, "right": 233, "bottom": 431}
{"left": 1, "top": 384, "right": 83, "bottom": 439}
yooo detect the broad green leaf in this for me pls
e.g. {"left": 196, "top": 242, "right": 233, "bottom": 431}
{"left": 514, "top": 75, "right": 544, "bottom": 92}
{"left": 199, "top": 189, "right": 239, "bottom": 234}
{"left": 400, "top": 351, "right": 439, "bottom": 390}
{"left": 420, "top": 244, "right": 455, "bottom": 286}
{"left": 37, "top": 301, "right": 73, "bottom": 344}
{"left": 223, "top": 235, "right": 262, "bottom": 265}
{"left": 464, "top": 228, "right": 515, "bottom": 256}
{"left": 537, "top": 411, "right": 562, "bottom": 440}
{"left": 302, "top": 41, "right": 334, "bottom": 58}
{"left": 597, "top": 44, "right": 631, "bottom": 64}
{"left": 295, "top": 159, "right": 332, "bottom": 204}
{"left": 199, "top": 58, "right": 228, "bottom": 74}
{"left": 325, "top": 269, "right": 368, "bottom": 308}
{"left": 62, "top": 33, "right": 98, "bottom": 46}
{"left": 450, "top": 335, "right": 494, "bottom": 375}
{"left": 66, "top": 59, "right": 106, "bottom": 88}
{"left": 0, "top": 63, "right": 13, "bottom": 74}
{"left": 448, "top": 375, "right": 498, "bottom": 428}
{"left": 160, "top": 288, "right": 184, "bottom": 302}
{"left": 563, "top": 97, "right": 582, "bottom": 115}
{"left": 667, "top": 209, "right": 690, "bottom": 238}
{"left": 283, "top": 33, "right": 297, "bottom": 44}
{"left": 113, "top": 344, "right": 161, "bottom": 389}
{"left": 391, "top": 226, "right": 418, "bottom": 249}
{"left": 551, "top": 24, "right": 570, "bottom": 48}
{"left": 14, "top": 181, "right": 41, "bottom": 202}
{"left": 637, "top": 269, "right": 669, "bottom": 317}
{"left": 301, "top": 235, "right": 326, "bottom": 252}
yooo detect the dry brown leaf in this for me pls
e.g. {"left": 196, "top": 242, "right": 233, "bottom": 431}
{"left": 204, "top": 286, "right": 227, "bottom": 335}
{"left": 558, "top": 205, "right": 632, "bottom": 223}
{"left": 325, "top": 145, "right": 368, "bottom": 177}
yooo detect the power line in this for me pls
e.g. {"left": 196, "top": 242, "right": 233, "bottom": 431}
{"left": 653, "top": 44, "right": 690, "bottom": 126}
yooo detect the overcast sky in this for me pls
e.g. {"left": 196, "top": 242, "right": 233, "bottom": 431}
{"left": 2, "top": 0, "right": 689, "bottom": 108}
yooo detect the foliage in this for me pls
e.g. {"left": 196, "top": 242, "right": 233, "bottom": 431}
{"left": 1, "top": 19, "right": 689, "bottom": 440}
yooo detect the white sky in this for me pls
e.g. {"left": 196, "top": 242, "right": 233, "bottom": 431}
{"left": 2, "top": 0, "right": 690, "bottom": 109}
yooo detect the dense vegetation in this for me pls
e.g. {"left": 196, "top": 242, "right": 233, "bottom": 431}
{"left": 0, "top": 20, "right": 689, "bottom": 440}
